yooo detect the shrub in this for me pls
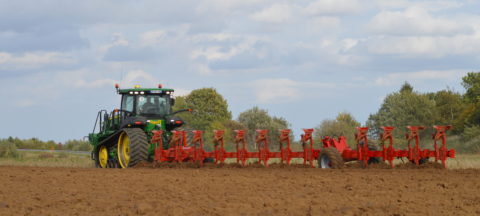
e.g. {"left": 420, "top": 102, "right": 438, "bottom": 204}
{"left": 38, "top": 152, "right": 54, "bottom": 159}
{"left": 57, "top": 151, "right": 69, "bottom": 158}
{"left": 0, "top": 141, "right": 21, "bottom": 158}
{"left": 64, "top": 140, "right": 92, "bottom": 151}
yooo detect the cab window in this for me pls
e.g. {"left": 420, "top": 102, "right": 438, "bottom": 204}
{"left": 136, "top": 95, "right": 169, "bottom": 116}
{"left": 121, "top": 95, "right": 134, "bottom": 112}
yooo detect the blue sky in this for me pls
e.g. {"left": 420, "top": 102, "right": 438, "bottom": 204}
{"left": 0, "top": 0, "right": 479, "bottom": 142}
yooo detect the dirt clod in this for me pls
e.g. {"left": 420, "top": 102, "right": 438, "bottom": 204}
{"left": 135, "top": 203, "right": 153, "bottom": 215}
{"left": 0, "top": 202, "right": 9, "bottom": 208}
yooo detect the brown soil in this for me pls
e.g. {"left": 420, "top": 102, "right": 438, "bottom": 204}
{"left": 0, "top": 165, "right": 479, "bottom": 216}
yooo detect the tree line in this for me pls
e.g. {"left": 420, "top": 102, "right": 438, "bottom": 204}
{"left": 173, "top": 88, "right": 289, "bottom": 150}
{"left": 364, "top": 72, "right": 480, "bottom": 152}
{"left": 0, "top": 137, "right": 92, "bottom": 152}
{"left": 2, "top": 72, "right": 479, "bottom": 153}
{"left": 174, "top": 72, "right": 480, "bottom": 153}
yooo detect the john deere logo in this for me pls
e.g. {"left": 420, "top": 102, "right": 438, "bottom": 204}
{"left": 149, "top": 120, "right": 162, "bottom": 125}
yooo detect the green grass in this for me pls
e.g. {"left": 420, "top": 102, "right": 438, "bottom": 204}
{"left": 446, "top": 154, "right": 480, "bottom": 169}
{"left": 0, "top": 151, "right": 93, "bottom": 168}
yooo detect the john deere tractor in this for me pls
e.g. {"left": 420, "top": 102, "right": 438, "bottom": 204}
{"left": 88, "top": 84, "right": 189, "bottom": 168}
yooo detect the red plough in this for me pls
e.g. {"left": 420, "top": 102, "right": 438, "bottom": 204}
{"left": 151, "top": 125, "right": 455, "bottom": 168}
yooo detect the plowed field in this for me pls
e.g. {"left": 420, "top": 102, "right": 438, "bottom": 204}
{"left": 0, "top": 165, "right": 479, "bottom": 216}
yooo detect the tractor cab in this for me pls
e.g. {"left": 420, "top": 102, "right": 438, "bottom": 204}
{"left": 119, "top": 85, "right": 174, "bottom": 118}
{"left": 90, "top": 84, "right": 188, "bottom": 142}
{"left": 116, "top": 84, "right": 187, "bottom": 130}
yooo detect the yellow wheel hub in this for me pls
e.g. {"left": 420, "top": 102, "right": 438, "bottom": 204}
{"left": 118, "top": 132, "right": 131, "bottom": 168}
{"left": 98, "top": 145, "right": 108, "bottom": 168}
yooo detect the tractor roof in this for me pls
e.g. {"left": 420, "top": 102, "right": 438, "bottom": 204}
{"left": 116, "top": 85, "right": 174, "bottom": 94}
{"left": 118, "top": 88, "right": 174, "bottom": 93}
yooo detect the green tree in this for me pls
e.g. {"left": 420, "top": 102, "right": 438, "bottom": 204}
{"left": 462, "top": 72, "right": 480, "bottom": 103}
{"left": 314, "top": 112, "right": 360, "bottom": 147}
{"left": 237, "top": 106, "right": 290, "bottom": 150}
{"left": 400, "top": 81, "right": 413, "bottom": 93}
{"left": 172, "top": 88, "right": 232, "bottom": 131}
{"left": 456, "top": 72, "right": 480, "bottom": 132}
{"left": 426, "top": 89, "right": 465, "bottom": 132}
{"left": 366, "top": 83, "right": 437, "bottom": 139}
{"left": 203, "top": 120, "right": 246, "bottom": 151}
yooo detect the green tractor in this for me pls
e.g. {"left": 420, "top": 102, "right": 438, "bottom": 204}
{"left": 88, "top": 84, "right": 190, "bottom": 168}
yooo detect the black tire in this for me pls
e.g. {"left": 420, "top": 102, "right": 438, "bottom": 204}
{"left": 117, "top": 128, "right": 149, "bottom": 168}
{"left": 93, "top": 147, "right": 101, "bottom": 168}
{"left": 107, "top": 157, "right": 120, "bottom": 168}
{"left": 318, "top": 147, "right": 344, "bottom": 169}
{"left": 203, "top": 158, "right": 215, "bottom": 163}
{"left": 410, "top": 157, "right": 429, "bottom": 164}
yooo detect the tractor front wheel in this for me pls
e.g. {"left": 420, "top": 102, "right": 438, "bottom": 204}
{"left": 117, "top": 128, "right": 149, "bottom": 168}
{"left": 318, "top": 147, "right": 344, "bottom": 169}
{"left": 95, "top": 145, "right": 109, "bottom": 168}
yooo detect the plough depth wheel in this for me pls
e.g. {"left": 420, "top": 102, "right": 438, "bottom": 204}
{"left": 318, "top": 147, "right": 344, "bottom": 169}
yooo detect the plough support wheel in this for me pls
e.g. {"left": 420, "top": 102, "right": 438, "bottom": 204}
{"left": 318, "top": 147, "right": 344, "bottom": 169}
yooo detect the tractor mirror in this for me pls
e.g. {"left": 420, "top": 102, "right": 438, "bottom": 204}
{"left": 171, "top": 108, "right": 192, "bottom": 116}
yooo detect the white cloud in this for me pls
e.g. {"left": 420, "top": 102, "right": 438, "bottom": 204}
{"left": 173, "top": 88, "right": 191, "bottom": 97}
{"left": 374, "top": 0, "right": 410, "bottom": 9}
{"left": 365, "top": 34, "right": 480, "bottom": 57}
{"left": 250, "top": 78, "right": 336, "bottom": 104}
{"left": 193, "top": 63, "right": 214, "bottom": 75}
{"left": 74, "top": 70, "right": 159, "bottom": 89}
{"left": 191, "top": 33, "right": 239, "bottom": 43}
{"left": 75, "top": 78, "right": 117, "bottom": 88}
{"left": 190, "top": 36, "right": 261, "bottom": 61}
{"left": 374, "top": 70, "right": 470, "bottom": 86}
{"left": 0, "top": 51, "right": 75, "bottom": 70}
{"left": 250, "top": 78, "right": 300, "bottom": 104}
{"left": 119, "top": 70, "right": 159, "bottom": 87}
{"left": 303, "top": 16, "right": 343, "bottom": 36}
{"left": 304, "top": 0, "right": 362, "bottom": 15}
{"left": 196, "top": 0, "right": 261, "bottom": 14}
{"left": 250, "top": 4, "right": 293, "bottom": 23}
{"left": 369, "top": 7, "right": 473, "bottom": 36}
{"left": 99, "top": 33, "right": 129, "bottom": 52}
{"left": 14, "top": 99, "right": 35, "bottom": 107}
{"left": 341, "top": 38, "right": 359, "bottom": 51}
{"left": 140, "top": 30, "right": 166, "bottom": 46}
{"left": 374, "top": 0, "right": 464, "bottom": 11}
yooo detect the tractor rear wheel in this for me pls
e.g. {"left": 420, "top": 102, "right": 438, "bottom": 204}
{"left": 117, "top": 128, "right": 149, "bottom": 168}
{"left": 318, "top": 147, "right": 344, "bottom": 169}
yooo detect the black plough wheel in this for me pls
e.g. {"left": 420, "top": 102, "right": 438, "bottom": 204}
{"left": 117, "top": 128, "right": 149, "bottom": 168}
{"left": 318, "top": 147, "right": 344, "bottom": 169}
